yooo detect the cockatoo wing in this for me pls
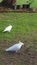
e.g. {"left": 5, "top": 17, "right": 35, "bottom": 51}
{"left": 5, "top": 44, "right": 20, "bottom": 51}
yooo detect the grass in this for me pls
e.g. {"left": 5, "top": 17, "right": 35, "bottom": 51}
{"left": 0, "top": 13, "right": 37, "bottom": 41}
{"left": 0, "top": 13, "right": 37, "bottom": 65}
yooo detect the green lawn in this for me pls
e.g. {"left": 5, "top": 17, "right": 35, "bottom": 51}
{"left": 0, "top": 13, "right": 37, "bottom": 65}
{"left": 0, "top": 13, "right": 37, "bottom": 41}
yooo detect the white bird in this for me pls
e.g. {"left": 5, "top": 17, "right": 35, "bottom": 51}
{"left": 5, "top": 41, "right": 24, "bottom": 52}
{"left": 3, "top": 25, "right": 12, "bottom": 32}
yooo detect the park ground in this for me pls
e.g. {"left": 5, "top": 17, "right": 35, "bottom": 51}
{"left": 0, "top": 13, "right": 37, "bottom": 65}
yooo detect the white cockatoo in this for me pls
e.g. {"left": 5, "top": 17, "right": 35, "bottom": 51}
{"left": 5, "top": 41, "right": 24, "bottom": 52}
{"left": 3, "top": 25, "right": 12, "bottom": 32}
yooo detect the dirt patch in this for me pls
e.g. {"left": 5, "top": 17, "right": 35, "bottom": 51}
{"left": 0, "top": 40, "right": 37, "bottom": 65}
